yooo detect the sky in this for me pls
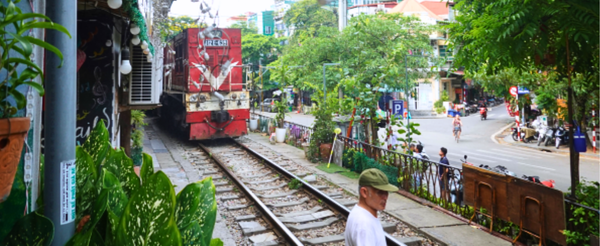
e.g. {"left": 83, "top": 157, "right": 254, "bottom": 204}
{"left": 169, "top": 0, "right": 275, "bottom": 27}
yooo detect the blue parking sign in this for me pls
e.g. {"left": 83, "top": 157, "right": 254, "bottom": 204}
{"left": 390, "top": 100, "right": 404, "bottom": 117}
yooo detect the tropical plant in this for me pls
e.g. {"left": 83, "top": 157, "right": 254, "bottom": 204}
{"left": 563, "top": 180, "right": 600, "bottom": 246}
{"left": 273, "top": 100, "right": 287, "bottom": 128}
{"left": 131, "top": 110, "right": 147, "bottom": 149}
{"left": 1, "top": 122, "right": 222, "bottom": 246}
{"left": 434, "top": 90, "right": 449, "bottom": 114}
{"left": 0, "top": 0, "right": 70, "bottom": 118}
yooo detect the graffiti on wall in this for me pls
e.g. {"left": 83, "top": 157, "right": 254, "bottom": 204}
{"left": 76, "top": 16, "right": 114, "bottom": 145}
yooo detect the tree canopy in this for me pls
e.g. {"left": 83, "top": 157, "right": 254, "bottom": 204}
{"left": 157, "top": 16, "right": 200, "bottom": 41}
{"left": 283, "top": 0, "right": 337, "bottom": 41}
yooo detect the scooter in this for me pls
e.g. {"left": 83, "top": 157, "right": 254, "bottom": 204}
{"left": 479, "top": 107, "right": 487, "bottom": 120}
{"left": 537, "top": 124, "right": 549, "bottom": 146}
{"left": 522, "top": 175, "right": 556, "bottom": 188}
{"left": 555, "top": 126, "right": 570, "bottom": 149}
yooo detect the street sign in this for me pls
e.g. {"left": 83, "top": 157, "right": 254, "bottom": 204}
{"left": 390, "top": 100, "right": 404, "bottom": 117}
{"left": 518, "top": 86, "right": 530, "bottom": 95}
{"left": 509, "top": 86, "right": 518, "bottom": 97}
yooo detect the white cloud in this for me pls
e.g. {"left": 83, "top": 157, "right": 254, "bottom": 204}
{"left": 169, "top": 0, "right": 275, "bottom": 27}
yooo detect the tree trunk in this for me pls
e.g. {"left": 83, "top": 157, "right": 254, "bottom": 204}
{"left": 120, "top": 110, "right": 132, "bottom": 157}
{"left": 567, "top": 87, "right": 580, "bottom": 198}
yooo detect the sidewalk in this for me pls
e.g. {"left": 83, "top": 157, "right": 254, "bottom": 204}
{"left": 244, "top": 132, "right": 512, "bottom": 246}
{"left": 142, "top": 118, "right": 238, "bottom": 246}
{"left": 494, "top": 122, "right": 600, "bottom": 160}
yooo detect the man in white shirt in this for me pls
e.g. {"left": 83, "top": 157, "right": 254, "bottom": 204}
{"left": 345, "top": 168, "right": 404, "bottom": 246}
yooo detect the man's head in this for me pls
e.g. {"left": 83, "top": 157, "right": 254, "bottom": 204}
{"left": 358, "top": 169, "right": 398, "bottom": 212}
{"left": 415, "top": 144, "right": 423, "bottom": 153}
{"left": 439, "top": 147, "right": 447, "bottom": 157}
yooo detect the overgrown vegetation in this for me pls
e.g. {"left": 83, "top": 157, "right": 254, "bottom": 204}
{"left": 287, "top": 179, "right": 303, "bottom": 190}
{"left": 434, "top": 90, "right": 449, "bottom": 114}
{"left": 563, "top": 180, "right": 600, "bottom": 246}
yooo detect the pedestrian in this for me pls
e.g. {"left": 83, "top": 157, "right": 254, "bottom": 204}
{"left": 438, "top": 147, "right": 451, "bottom": 202}
{"left": 413, "top": 144, "right": 424, "bottom": 159}
{"left": 345, "top": 168, "right": 402, "bottom": 246}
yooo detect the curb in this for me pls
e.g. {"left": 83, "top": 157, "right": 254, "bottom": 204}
{"left": 492, "top": 122, "right": 600, "bottom": 160}
{"left": 491, "top": 122, "right": 515, "bottom": 144}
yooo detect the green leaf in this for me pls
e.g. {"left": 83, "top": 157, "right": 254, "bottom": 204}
{"left": 9, "top": 90, "right": 25, "bottom": 110}
{"left": 0, "top": 211, "right": 54, "bottom": 246}
{"left": 102, "top": 148, "right": 140, "bottom": 198}
{"left": 175, "top": 177, "right": 217, "bottom": 246}
{"left": 20, "top": 21, "right": 71, "bottom": 38}
{"left": 140, "top": 153, "right": 154, "bottom": 183}
{"left": 82, "top": 121, "right": 110, "bottom": 167}
{"left": 103, "top": 170, "right": 128, "bottom": 218}
{"left": 5, "top": 58, "right": 42, "bottom": 74}
{"left": 5, "top": 32, "right": 33, "bottom": 57}
{"left": 210, "top": 238, "right": 223, "bottom": 246}
{"left": 75, "top": 146, "right": 99, "bottom": 224}
{"left": 116, "top": 171, "right": 181, "bottom": 246}
{"left": 1, "top": 13, "right": 50, "bottom": 28}
{"left": 22, "top": 82, "right": 44, "bottom": 96}
{"left": 24, "top": 36, "right": 64, "bottom": 67}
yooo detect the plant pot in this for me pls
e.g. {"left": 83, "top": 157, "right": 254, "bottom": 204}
{"left": 131, "top": 146, "right": 143, "bottom": 166}
{"left": 319, "top": 143, "right": 333, "bottom": 161}
{"left": 275, "top": 128, "right": 286, "bottom": 143}
{"left": 249, "top": 119, "right": 258, "bottom": 131}
{"left": 0, "top": 118, "right": 30, "bottom": 203}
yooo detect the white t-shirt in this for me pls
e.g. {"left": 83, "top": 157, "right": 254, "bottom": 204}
{"left": 344, "top": 205, "right": 387, "bottom": 246}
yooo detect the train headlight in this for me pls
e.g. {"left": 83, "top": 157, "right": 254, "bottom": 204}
{"left": 199, "top": 95, "right": 207, "bottom": 103}
{"left": 240, "top": 93, "right": 246, "bottom": 99}
{"left": 231, "top": 93, "right": 237, "bottom": 100}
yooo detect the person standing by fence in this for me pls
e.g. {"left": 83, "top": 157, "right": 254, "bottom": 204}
{"left": 438, "top": 147, "right": 451, "bottom": 202}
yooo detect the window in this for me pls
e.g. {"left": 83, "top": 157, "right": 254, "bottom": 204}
{"left": 439, "top": 45, "right": 452, "bottom": 58}
{"left": 265, "top": 26, "right": 272, "bottom": 35}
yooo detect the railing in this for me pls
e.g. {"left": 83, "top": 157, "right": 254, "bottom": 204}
{"left": 338, "top": 135, "right": 600, "bottom": 245}
{"left": 339, "top": 136, "right": 470, "bottom": 216}
{"left": 251, "top": 112, "right": 313, "bottom": 147}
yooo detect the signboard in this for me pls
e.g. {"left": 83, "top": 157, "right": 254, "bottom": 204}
{"left": 509, "top": 86, "right": 518, "bottom": 97}
{"left": 518, "top": 86, "right": 530, "bottom": 95}
{"left": 390, "top": 100, "right": 404, "bottom": 117}
{"left": 60, "top": 160, "right": 76, "bottom": 225}
{"left": 204, "top": 39, "right": 229, "bottom": 47}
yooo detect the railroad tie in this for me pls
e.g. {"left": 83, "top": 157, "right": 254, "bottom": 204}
{"left": 285, "top": 217, "right": 339, "bottom": 231}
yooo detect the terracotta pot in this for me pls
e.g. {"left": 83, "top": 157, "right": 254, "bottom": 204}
{"left": 0, "top": 117, "right": 30, "bottom": 203}
{"left": 319, "top": 143, "right": 333, "bottom": 161}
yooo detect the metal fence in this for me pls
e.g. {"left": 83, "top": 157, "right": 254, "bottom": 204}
{"left": 338, "top": 135, "right": 599, "bottom": 245}
{"left": 250, "top": 112, "right": 313, "bottom": 147}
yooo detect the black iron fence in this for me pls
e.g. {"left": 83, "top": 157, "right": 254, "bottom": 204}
{"left": 338, "top": 135, "right": 599, "bottom": 245}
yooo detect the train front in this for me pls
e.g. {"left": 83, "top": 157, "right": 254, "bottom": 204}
{"left": 165, "top": 27, "right": 249, "bottom": 140}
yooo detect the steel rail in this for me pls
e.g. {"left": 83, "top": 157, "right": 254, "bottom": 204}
{"left": 198, "top": 143, "right": 304, "bottom": 246}
{"left": 233, "top": 139, "right": 407, "bottom": 246}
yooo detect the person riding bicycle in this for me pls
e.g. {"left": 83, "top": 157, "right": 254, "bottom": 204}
{"left": 452, "top": 115, "right": 462, "bottom": 140}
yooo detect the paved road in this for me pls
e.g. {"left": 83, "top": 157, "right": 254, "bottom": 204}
{"left": 254, "top": 106, "right": 600, "bottom": 192}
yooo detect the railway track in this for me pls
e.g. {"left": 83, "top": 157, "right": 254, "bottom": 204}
{"left": 187, "top": 138, "right": 423, "bottom": 246}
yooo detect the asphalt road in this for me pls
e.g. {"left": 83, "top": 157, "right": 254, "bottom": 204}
{"left": 255, "top": 106, "right": 600, "bottom": 192}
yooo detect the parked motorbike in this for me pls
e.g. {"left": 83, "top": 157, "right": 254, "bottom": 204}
{"left": 479, "top": 107, "right": 487, "bottom": 120}
{"left": 522, "top": 175, "right": 556, "bottom": 188}
{"left": 537, "top": 124, "right": 549, "bottom": 146}
{"left": 554, "top": 126, "right": 570, "bottom": 149}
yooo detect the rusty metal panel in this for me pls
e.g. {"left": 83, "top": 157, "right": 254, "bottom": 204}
{"left": 506, "top": 177, "right": 567, "bottom": 245}
{"left": 462, "top": 164, "right": 509, "bottom": 221}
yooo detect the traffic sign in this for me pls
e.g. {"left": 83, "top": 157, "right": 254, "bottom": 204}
{"left": 509, "top": 86, "right": 518, "bottom": 97}
{"left": 518, "top": 86, "right": 530, "bottom": 95}
{"left": 390, "top": 100, "right": 404, "bottom": 117}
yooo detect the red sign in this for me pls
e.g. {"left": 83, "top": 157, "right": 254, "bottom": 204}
{"left": 509, "top": 86, "right": 518, "bottom": 97}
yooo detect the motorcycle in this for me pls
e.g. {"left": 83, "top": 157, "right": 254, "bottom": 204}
{"left": 479, "top": 107, "right": 487, "bottom": 120}
{"left": 522, "top": 175, "right": 556, "bottom": 188}
{"left": 537, "top": 124, "right": 549, "bottom": 146}
{"left": 555, "top": 126, "right": 570, "bottom": 149}
{"left": 512, "top": 127, "right": 536, "bottom": 143}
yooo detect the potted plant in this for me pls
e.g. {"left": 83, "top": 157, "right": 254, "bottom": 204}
{"left": 0, "top": 1, "right": 69, "bottom": 202}
{"left": 274, "top": 99, "right": 287, "bottom": 143}
{"left": 131, "top": 110, "right": 147, "bottom": 166}
{"left": 249, "top": 101, "right": 258, "bottom": 131}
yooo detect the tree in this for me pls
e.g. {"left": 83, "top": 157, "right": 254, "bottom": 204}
{"left": 273, "top": 12, "right": 440, "bottom": 145}
{"left": 228, "top": 21, "right": 258, "bottom": 36}
{"left": 156, "top": 16, "right": 200, "bottom": 41}
{"left": 449, "top": 0, "right": 599, "bottom": 197}
{"left": 283, "top": 0, "right": 337, "bottom": 41}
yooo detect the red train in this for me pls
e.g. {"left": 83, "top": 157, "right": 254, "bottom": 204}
{"left": 161, "top": 28, "right": 249, "bottom": 140}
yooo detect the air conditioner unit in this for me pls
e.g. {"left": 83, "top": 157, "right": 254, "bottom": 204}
{"left": 129, "top": 45, "right": 161, "bottom": 105}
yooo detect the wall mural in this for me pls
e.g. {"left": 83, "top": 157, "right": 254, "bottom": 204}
{"left": 75, "top": 16, "right": 115, "bottom": 145}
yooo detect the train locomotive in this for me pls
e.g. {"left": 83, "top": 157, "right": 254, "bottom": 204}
{"left": 161, "top": 27, "right": 249, "bottom": 140}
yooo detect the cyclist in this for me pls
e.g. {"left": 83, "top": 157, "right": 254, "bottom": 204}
{"left": 452, "top": 115, "right": 462, "bottom": 141}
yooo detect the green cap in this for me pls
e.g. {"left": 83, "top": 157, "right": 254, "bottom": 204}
{"left": 359, "top": 168, "right": 399, "bottom": 192}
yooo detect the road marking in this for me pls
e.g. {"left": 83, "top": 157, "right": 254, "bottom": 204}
{"left": 491, "top": 148, "right": 542, "bottom": 159}
{"left": 474, "top": 150, "right": 518, "bottom": 161}
{"left": 516, "top": 162, "right": 556, "bottom": 171}
{"left": 447, "top": 153, "right": 497, "bottom": 164}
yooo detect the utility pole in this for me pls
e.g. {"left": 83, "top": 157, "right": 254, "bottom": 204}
{"left": 338, "top": 0, "right": 347, "bottom": 31}
{"left": 45, "top": 1, "right": 77, "bottom": 245}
